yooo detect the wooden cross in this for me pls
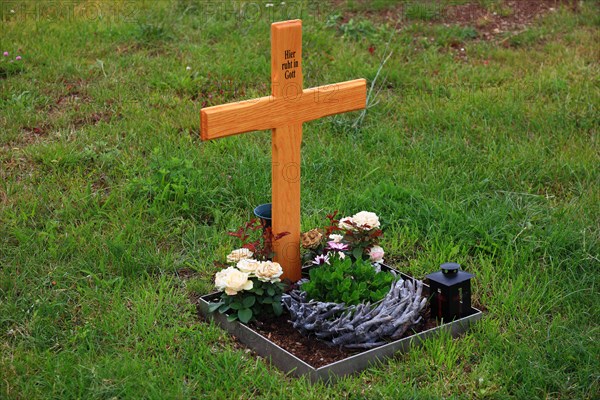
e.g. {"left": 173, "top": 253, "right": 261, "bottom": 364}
{"left": 200, "top": 20, "right": 366, "bottom": 282}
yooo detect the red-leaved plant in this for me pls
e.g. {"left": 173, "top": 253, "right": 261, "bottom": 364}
{"left": 228, "top": 218, "right": 289, "bottom": 261}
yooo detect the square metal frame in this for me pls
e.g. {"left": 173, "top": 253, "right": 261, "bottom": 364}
{"left": 198, "top": 266, "right": 482, "bottom": 383}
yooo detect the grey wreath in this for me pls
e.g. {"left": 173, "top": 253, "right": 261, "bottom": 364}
{"left": 282, "top": 276, "right": 428, "bottom": 349}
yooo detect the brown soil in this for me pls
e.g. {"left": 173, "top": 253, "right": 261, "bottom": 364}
{"left": 331, "top": 0, "right": 576, "bottom": 40}
{"left": 249, "top": 315, "right": 357, "bottom": 367}
{"left": 441, "top": 0, "right": 573, "bottom": 40}
{"left": 246, "top": 307, "right": 439, "bottom": 368}
{"left": 193, "top": 294, "right": 439, "bottom": 368}
{"left": 71, "top": 110, "right": 117, "bottom": 128}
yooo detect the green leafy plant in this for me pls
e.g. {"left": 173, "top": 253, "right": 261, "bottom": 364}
{"left": 130, "top": 150, "right": 200, "bottom": 214}
{"left": 339, "top": 19, "right": 378, "bottom": 40}
{"left": 208, "top": 276, "right": 284, "bottom": 324}
{"left": 301, "top": 256, "right": 396, "bottom": 306}
{"left": 208, "top": 216, "right": 291, "bottom": 323}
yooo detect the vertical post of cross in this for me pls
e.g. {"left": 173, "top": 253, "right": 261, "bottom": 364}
{"left": 270, "top": 20, "right": 303, "bottom": 282}
{"left": 199, "top": 19, "right": 366, "bottom": 282}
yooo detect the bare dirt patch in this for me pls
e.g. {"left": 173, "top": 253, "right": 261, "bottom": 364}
{"left": 331, "top": 0, "right": 576, "bottom": 39}
{"left": 24, "top": 78, "right": 120, "bottom": 137}
{"left": 49, "top": 78, "right": 93, "bottom": 115}
{"left": 20, "top": 124, "right": 52, "bottom": 143}
{"left": 71, "top": 110, "right": 117, "bottom": 128}
{"left": 442, "top": 0, "right": 573, "bottom": 39}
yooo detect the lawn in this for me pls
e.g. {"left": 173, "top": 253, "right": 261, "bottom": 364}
{"left": 1, "top": 0, "right": 598, "bottom": 398}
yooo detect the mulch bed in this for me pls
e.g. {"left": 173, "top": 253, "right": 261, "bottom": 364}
{"left": 193, "top": 292, "right": 439, "bottom": 368}
{"left": 248, "top": 306, "right": 438, "bottom": 368}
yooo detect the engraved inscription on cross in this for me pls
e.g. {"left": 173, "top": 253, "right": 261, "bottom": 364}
{"left": 200, "top": 20, "right": 366, "bottom": 282}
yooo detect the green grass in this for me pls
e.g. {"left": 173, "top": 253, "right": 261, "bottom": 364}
{"left": 1, "top": 0, "right": 599, "bottom": 398}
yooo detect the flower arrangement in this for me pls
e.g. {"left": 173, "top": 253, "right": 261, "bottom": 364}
{"left": 208, "top": 219, "right": 289, "bottom": 323}
{"left": 299, "top": 210, "right": 392, "bottom": 305}
{"left": 284, "top": 210, "right": 427, "bottom": 349}
{"left": 208, "top": 210, "right": 426, "bottom": 349}
{"left": 301, "top": 210, "right": 385, "bottom": 267}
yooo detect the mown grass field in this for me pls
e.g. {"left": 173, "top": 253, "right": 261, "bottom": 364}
{"left": 1, "top": 0, "right": 598, "bottom": 398}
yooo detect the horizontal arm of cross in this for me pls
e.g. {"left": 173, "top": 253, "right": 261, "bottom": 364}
{"left": 200, "top": 78, "right": 366, "bottom": 140}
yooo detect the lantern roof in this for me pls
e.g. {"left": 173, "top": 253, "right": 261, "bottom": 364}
{"left": 426, "top": 263, "right": 474, "bottom": 286}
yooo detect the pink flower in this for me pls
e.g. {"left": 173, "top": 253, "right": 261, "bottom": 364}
{"left": 15, "top": 56, "right": 21, "bottom": 61}
{"left": 3, "top": 52, "right": 8, "bottom": 57}
{"left": 369, "top": 245, "right": 385, "bottom": 264}
{"left": 326, "top": 241, "right": 349, "bottom": 251}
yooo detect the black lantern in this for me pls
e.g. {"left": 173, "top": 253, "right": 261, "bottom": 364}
{"left": 426, "top": 263, "right": 474, "bottom": 321}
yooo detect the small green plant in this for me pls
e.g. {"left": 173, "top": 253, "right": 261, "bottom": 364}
{"left": 325, "top": 12, "right": 342, "bottom": 29}
{"left": 301, "top": 256, "right": 396, "bottom": 306}
{"left": 130, "top": 150, "right": 199, "bottom": 214}
{"left": 325, "top": 15, "right": 381, "bottom": 41}
{"left": 209, "top": 255, "right": 285, "bottom": 323}
{"left": 433, "top": 25, "right": 478, "bottom": 46}
{"left": 405, "top": 2, "right": 442, "bottom": 21}
{"left": 339, "top": 19, "right": 378, "bottom": 40}
{"left": 208, "top": 265, "right": 285, "bottom": 323}
{"left": 136, "top": 21, "right": 174, "bottom": 43}
{"left": 208, "top": 219, "right": 290, "bottom": 323}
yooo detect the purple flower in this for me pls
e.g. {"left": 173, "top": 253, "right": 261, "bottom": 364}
{"left": 15, "top": 56, "right": 21, "bottom": 61}
{"left": 3, "top": 52, "right": 8, "bottom": 57}
{"left": 311, "top": 254, "right": 330, "bottom": 266}
{"left": 326, "top": 241, "right": 349, "bottom": 251}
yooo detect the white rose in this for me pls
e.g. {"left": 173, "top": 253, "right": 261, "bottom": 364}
{"left": 352, "top": 211, "right": 380, "bottom": 230}
{"left": 369, "top": 245, "right": 385, "bottom": 264}
{"left": 226, "top": 248, "right": 253, "bottom": 263}
{"left": 338, "top": 217, "right": 355, "bottom": 230}
{"left": 255, "top": 261, "right": 283, "bottom": 283}
{"left": 214, "top": 267, "right": 253, "bottom": 295}
{"left": 236, "top": 258, "right": 260, "bottom": 274}
{"left": 329, "top": 234, "right": 343, "bottom": 243}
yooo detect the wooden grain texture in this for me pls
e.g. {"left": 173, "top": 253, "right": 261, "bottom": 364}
{"left": 272, "top": 124, "right": 302, "bottom": 281}
{"left": 271, "top": 20, "right": 303, "bottom": 282}
{"left": 200, "top": 79, "right": 367, "bottom": 140}
{"left": 199, "top": 19, "right": 367, "bottom": 281}
{"left": 271, "top": 20, "right": 303, "bottom": 97}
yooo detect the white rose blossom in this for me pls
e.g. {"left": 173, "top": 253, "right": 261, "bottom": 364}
{"left": 255, "top": 261, "right": 283, "bottom": 283}
{"left": 236, "top": 258, "right": 260, "bottom": 274}
{"left": 215, "top": 267, "right": 253, "bottom": 295}
{"left": 226, "top": 248, "right": 253, "bottom": 263}
{"left": 338, "top": 217, "right": 355, "bottom": 230}
{"left": 369, "top": 245, "right": 385, "bottom": 264}
{"left": 328, "top": 234, "right": 343, "bottom": 243}
{"left": 352, "top": 211, "right": 380, "bottom": 230}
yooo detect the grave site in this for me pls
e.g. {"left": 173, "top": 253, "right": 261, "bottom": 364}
{"left": 1, "top": 1, "right": 598, "bottom": 398}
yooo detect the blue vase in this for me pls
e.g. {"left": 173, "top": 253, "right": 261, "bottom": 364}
{"left": 253, "top": 203, "right": 272, "bottom": 228}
